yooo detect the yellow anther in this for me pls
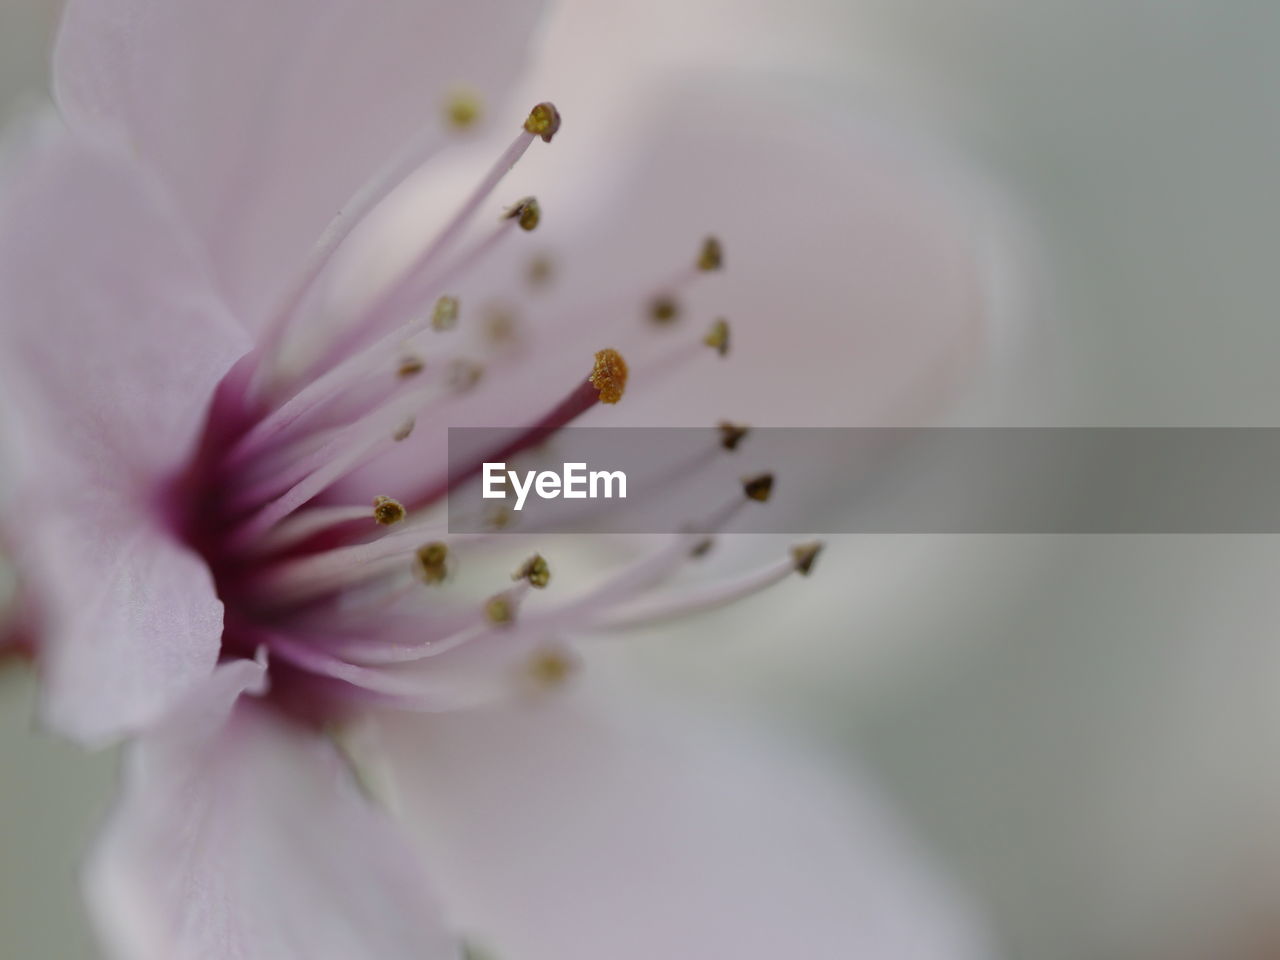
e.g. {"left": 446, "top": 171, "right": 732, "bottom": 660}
{"left": 589, "top": 348, "right": 628, "bottom": 404}
{"left": 414, "top": 542, "right": 449, "bottom": 584}
{"left": 484, "top": 593, "right": 515, "bottom": 625}
{"left": 393, "top": 417, "right": 416, "bottom": 442}
{"left": 791, "top": 541, "right": 824, "bottom": 576}
{"left": 717, "top": 421, "right": 749, "bottom": 451}
{"left": 372, "top": 496, "right": 406, "bottom": 526}
{"left": 397, "top": 355, "right": 424, "bottom": 378}
{"left": 649, "top": 295, "right": 679, "bottom": 325}
{"left": 504, "top": 197, "right": 540, "bottom": 231}
{"left": 513, "top": 553, "right": 551, "bottom": 588}
{"left": 523, "top": 102, "right": 562, "bottom": 143}
{"left": 742, "top": 472, "right": 774, "bottom": 503}
{"left": 698, "top": 235, "right": 723, "bottom": 271}
{"left": 704, "top": 318, "right": 730, "bottom": 357}
{"left": 445, "top": 89, "right": 483, "bottom": 130}
{"left": 431, "top": 295, "right": 460, "bottom": 331}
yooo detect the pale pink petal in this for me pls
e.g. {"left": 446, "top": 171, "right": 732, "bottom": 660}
{"left": 0, "top": 115, "right": 250, "bottom": 743}
{"left": 54, "top": 0, "right": 549, "bottom": 329}
{"left": 85, "top": 656, "right": 457, "bottom": 960}
{"left": 380, "top": 670, "right": 992, "bottom": 959}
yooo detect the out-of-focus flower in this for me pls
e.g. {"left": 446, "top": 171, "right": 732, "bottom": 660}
{"left": 0, "top": 0, "right": 992, "bottom": 956}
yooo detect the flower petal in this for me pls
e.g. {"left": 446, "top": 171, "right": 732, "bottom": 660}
{"left": 54, "top": 0, "right": 549, "bottom": 329}
{"left": 380, "top": 669, "right": 992, "bottom": 959}
{"left": 85, "top": 657, "right": 458, "bottom": 960}
{"left": 0, "top": 115, "right": 250, "bottom": 743}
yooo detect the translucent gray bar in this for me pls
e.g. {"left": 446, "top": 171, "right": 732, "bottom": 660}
{"left": 446, "top": 428, "right": 1280, "bottom": 533}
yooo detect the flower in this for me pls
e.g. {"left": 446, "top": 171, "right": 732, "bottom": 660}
{"left": 0, "top": 0, "right": 989, "bottom": 956}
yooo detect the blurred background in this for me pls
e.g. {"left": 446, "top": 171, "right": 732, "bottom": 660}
{"left": 5, "top": 0, "right": 1280, "bottom": 958}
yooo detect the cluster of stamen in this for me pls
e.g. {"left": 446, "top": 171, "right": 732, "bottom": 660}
{"left": 182, "top": 100, "right": 822, "bottom": 714}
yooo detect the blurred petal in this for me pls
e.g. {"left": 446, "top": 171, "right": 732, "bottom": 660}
{"left": 0, "top": 115, "right": 249, "bottom": 743}
{"left": 53, "top": 0, "right": 549, "bottom": 327}
{"left": 86, "top": 657, "right": 457, "bottom": 960}
{"left": 380, "top": 672, "right": 991, "bottom": 959}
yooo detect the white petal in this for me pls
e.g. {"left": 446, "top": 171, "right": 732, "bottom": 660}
{"left": 54, "top": 0, "right": 549, "bottom": 329}
{"left": 86, "top": 657, "right": 458, "bottom": 960}
{"left": 379, "top": 672, "right": 992, "bottom": 959}
{"left": 0, "top": 114, "right": 249, "bottom": 743}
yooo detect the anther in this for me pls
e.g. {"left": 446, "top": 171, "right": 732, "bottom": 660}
{"left": 704, "top": 318, "right": 730, "bottom": 357}
{"left": 527, "top": 254, "right": 554, "bottom": 288}
{"left": 513, "top": 553, "right": 551, "bottom": 588}
{"left": 718, "top": 421, "right": 750, "bottom": 451}
{"left": 742, "top": 472, "right": 774, "bottom": 502}
{"left": 484, "top": 304, "right": 518, "bottom": 343}
{"left": 791, "top": 541, "right": 824, "bottom": 576}
{"left": 589, "top": 348, "right": 629, "bottom": 404}
{"left": 504, "top": 196, "right": 541, "bottom": 231}
{"left": 448, "top": 359, "right": 484, "bottom": 392}
{"left": 526, "top": 646, "right": 578, "bottom": 689}
{"left": 414, "top": 542, "right": 450, "bottom": 585}
{"left": 431, "top": 295, "right": 460, "bottom": 331}
{"left": 484, "top": 592, "right": 516, "bottom": 625}
{"left": 649, "top": 295, "right": 680, "bottom": 325}
{"left": 690, "top": 536, "right": 715, "bottom": 558}
{"left": 372, "top": 496, "right": 406, "bottom": 526}
{"left": 445, "top": 89, "right": 483, "bottom": 130}
{"left": 698, "top": 235, "right": 723, "bottom": 271}
{"left": 393, "top": 417, "right": 416, "bottom": 442}
{"left": 397, "top": 355, "right": 425, "bottom": 378}
{"left": 523, "top": 102, "right": 562, "bottom": 143}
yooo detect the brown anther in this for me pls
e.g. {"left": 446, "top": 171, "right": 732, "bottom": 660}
{"left": 484, "top": 593, "right": 515, "bottom": 625}
{"left": 397, "top": 355, "right": 425, "bottom": 378}
{"left": 523, "top": 102, "right": 562, "bottom": 143}
{"left": 526, "top": 646, "right": 578, "bottom": 689}
{"left": 589, "top": 348, "right": 628, "bottom": 404}
{"left": 431, "top": 295, "right": 460, "bottom": 331}
{"left": 717, "top": 421, "right": 750, "bottom": 451}
{"left": 704, "top": 318, "right": 730, "bottom": 357}
{"left": 393, "top": 417, "right": 416, "bottom": 442}
{"left": 484, "top": 304, "right": 518, "bottom": 343}
{"left": 791, "top": 541, "right": 824, "bottom": 576}
{"left": 513, "top": 553, "right": 551, "bottom": 588}
{"left": 445, "top": 89, "right": 483, "bottom": 130}
{"left": 414, "top": 542, "right": 449, "bottom": 585}
{"left": 504, "top": 196, "right": 540, "bottom": 231}
{"left": 527, "top": 253, "right": 554, "bottom": 288}
{"left": 690, "top": 536, "right": 715, "bottom": 558}
{"left": 372, "top": 496, "right": 406, "bottom": 526}
{"left": 448, "top": 359, "right": 484, "bottom": 392}
{"left": 648, "top": 295, "right": 679, "bottom": 325}
{"left": 742, "top": 472, "right": 774, "bottom": 502}
{"left": 697, "top": 235, "right": 723, "bottom": 271}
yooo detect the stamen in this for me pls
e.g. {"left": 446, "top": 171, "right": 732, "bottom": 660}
{"left": 648, "top": 295, "right": 680, "bottom": 325}
{"left": 431, "top": 295, "right": 460, "bottom": 331}
{"left": 393, "top": 417, "right": 416, "bottom": 442}
{"left": 525, "top": 646, "right": 578, "bottom": 690}
{"left": 483, "top": 304, "right": 519, "bottom": 344}
{"left": 589, "top": 348, "right": 628, "bottom": 404}
{"left": 504, "top": 196, "right": 541, "bottom": 231}
{"left": 397, "top": 355, "right": 425, "bottom": 378}
{"left": 742, "top": 472, "right": 774, "bottom": 502}
{"left": 791, "top": 541, "right": 824, "bottom": 576}
{"left": 414, "top": 542, "right": 450, "bottom": 585}
{"left": 523, "top": 102, "right": 562, "bottom": 143}
{"left": 718, "top": 421, "right": 750, "bottom": 451}
{"left": 697, "top": 235, "right": 723, "bottom": 271}
{"left": 445, "top": 89, "right": 483, "bottom": 130}
{"left": 448, "top": 359, "right": 484, "bottom": 392}
{"left": 372, "top": 496, "right": 407, "bottom": 526}
{"left": 527, "top": 254, "right": 554, "bottom": 288}
{"left": 484, "top": 591, "right": 518, "bottom": 625}
{"left": 513, "top": 553, "right": 551, "bottom": 589}
{"left": 704, "top": 318, "right": 731, "bottom": 357}
{"left": 591, "top": 543, "right": 823, "bottom": 631}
